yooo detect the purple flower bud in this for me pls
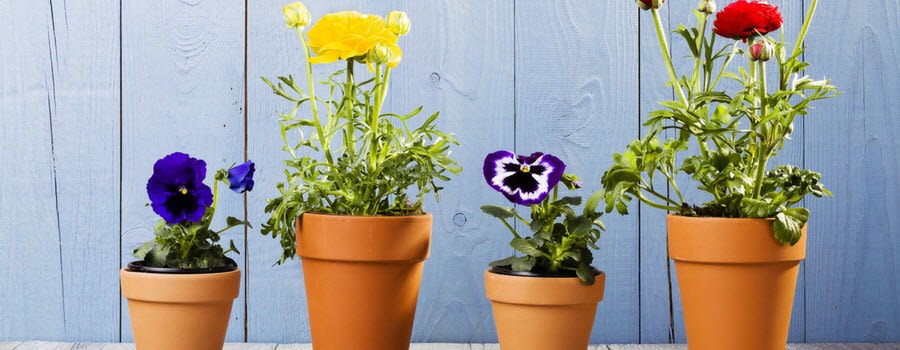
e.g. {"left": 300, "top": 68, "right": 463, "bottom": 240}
{"left": 227, "top": 161, "right": 256, "bottom": 194}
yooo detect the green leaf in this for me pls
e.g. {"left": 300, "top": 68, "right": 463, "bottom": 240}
{"left": 510, "top": 238, "right": 543, "bottom": 257}
{"left": 740, "top": 197, "right": 778, "bottom": 218}
{"left": 774, "top": 207, "right": 809, "bottom": 245}
{"left": 480, "top": 205, "right": 516, "bottom": 219}
{"left": 576, "top": 263, "right": 596, "bottom": 285}
{"left": 510, "top": 256, "right": 536, "bottom": 272}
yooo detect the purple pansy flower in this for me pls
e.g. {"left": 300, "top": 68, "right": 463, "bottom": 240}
{"left": 228, "top": 161, "right": 256, "bottom": 193}
{"left": 146, "top": 152, "right": 213, "bottom": 224}
{"left": 483, "top": 150, "right": 566, "bottom": 205}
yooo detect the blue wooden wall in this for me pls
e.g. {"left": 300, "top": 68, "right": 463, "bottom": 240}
{"left": 1, "top": 0, "right": 897, "bottom": 344}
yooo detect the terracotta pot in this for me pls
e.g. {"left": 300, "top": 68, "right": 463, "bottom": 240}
{"left": 296, "top": 213, "right": 432, "bottom": 350}
{"left": 668, "top": 214, "right": 807, "bottom": 350}
{"left": 120, "top": 264, "right": 240, "bottom": 350}
{"left": 484, "top": 268, "right": 606, "bottom": 350}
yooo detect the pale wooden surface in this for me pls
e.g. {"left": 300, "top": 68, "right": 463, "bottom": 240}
{"left": 1, "top": 342, "right": 899, "bottom": 350}
{"left": 1, "top": 0, "right": 898, "bottom": 345}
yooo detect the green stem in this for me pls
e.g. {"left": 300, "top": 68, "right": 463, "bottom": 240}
{"left": 297, "top": 28, "right": 333, "bottom": 165}
{"left": 637, "top": 192, "right": 682, "bottom": 212}
{"left": 751, "top": 59, "right": 769, "bottom": 199}
{"left": 651, "top": 8, "right": 688, "bottom": 106}
{"left": 792, "top": 0, "right": 819, "bottom": 58}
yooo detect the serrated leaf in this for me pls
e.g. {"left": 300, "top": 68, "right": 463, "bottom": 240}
{"left": 511, "top": 256, "right": 536, "bottom": 272}
{"left": 774, "top": 207, "right": 809, "bottom": 245}
{"left": 510, "top": 238, "right": 543, "bottom": 257}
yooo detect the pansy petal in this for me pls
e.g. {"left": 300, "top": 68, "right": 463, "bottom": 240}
{"left": 483, "top": 150, "right": 566, "bottom": 205}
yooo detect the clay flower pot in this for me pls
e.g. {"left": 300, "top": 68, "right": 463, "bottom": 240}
{"left": 668, "top": 214, "right": 807, "bottom": 350}
{"left": 296, "top": 213, "right": 432, "bottom": 350}
{"left": 120, "top": 262, "right": 240, "bottom": 350}
{"left": 484, "top": 268, "right": 606, "bottom": 350}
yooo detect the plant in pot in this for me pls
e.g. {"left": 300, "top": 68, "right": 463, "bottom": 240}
{"left": 260, "top": 3, "right": 460, "bottom": 350}
{"left": 598, "top": 0, "right": 839, "bottom": 349}
{"left": 481, "top": 150, "right": 606, "bottom": 350}
{"left": 120, "top": 152, "right": 254, "bottom": 350}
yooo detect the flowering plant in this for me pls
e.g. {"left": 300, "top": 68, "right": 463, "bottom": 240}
{"left": 601, "top": 0, "right": 838, "bottom": 244}
{"left": 261, "top": 3, "right": 461, "bottom": 263}
{"left": 481, "top": 150, "right": 605, "bottom": 285}
{"left": 133, "top": 152, "right": 255, "bottom": 269}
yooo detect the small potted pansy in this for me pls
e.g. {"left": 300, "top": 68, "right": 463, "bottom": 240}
{"left": 599, "top": 1, "right": 839, "bottom": 349}
{"left": 120, "top": 152, "right": 254, "bottom": 350}
{"left": 481, "top": 150, "right": 606, "bottom": 350}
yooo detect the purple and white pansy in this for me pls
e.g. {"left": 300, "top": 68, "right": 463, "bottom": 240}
{"left": 483, "top": 150, "right": 566, "bottom": 205}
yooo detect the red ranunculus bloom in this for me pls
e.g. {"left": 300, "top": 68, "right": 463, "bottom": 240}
{"left": 713, "top": 0, "right": 783, "bottom": 41}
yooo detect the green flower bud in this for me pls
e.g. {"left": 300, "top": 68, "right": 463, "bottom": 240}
{"left": 697, "top": 0, "right": 716, "bottom": 14}
{"left": 749, "top": 39, "right": 775, "bottom": 62}
{"left": 386, "top": 11, "right": 410, "bottom": 36}
{"left": 282, "top": 2, "right": 311, "bottom": 29}
{"left": 367, "top": 43, "right": 392, "bottom": 65}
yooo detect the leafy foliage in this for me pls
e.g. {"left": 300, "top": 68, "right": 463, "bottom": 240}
{"left": 135, "top": 167, "right": 250, "bottom": 269}
{"left": 261, "top": 10, "right": 461, "bottom": 264}
{"left": 482, "top": 174, "right": 605, "bottom": 285}
{"left": 599, "top": 3, "right": 838, "bottom": 245}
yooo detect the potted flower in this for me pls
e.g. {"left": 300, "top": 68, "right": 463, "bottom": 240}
{"left": 260, "top": 3, "right": 460, "bottom": 350}
{"left": 481, "top": 150, "right": 606, "bottom": 350}
{"left": 599, "top": 1, "right": 839, "bottom": 349}
{"left": 120, "top": 152, "right": 254, "bottom": 350}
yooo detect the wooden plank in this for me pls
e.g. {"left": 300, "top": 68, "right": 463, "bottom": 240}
{"left": 245, "top": 0, "right": 516, "bottom": 343}
{"left": 47, "top": 0, "right": 121, "bottom": 342}
{"left": 223, "top": 344, "right": 278, "bottom": 350}
{"left": 609, "top": 345, "right": 685, "bottom": 350}
{"left": 515, "top": 0, "right": 641, "bottom": 343}
{"left": 637, "top": 1, "right": 678, "bottom": 343}
{"left": 73, "top": 344, "right": 134, "bottom": 350}
{"left": 802, "top": 0, "right": 900, "bottom": 343}
{"left": 120, "top": 0, "right": 247, "bottom": 342}
{"left": 6, "top": 342, "right": 75, "bottom": 350}
{"left": 0, "top": 0, "right": 66, "bottom": 341}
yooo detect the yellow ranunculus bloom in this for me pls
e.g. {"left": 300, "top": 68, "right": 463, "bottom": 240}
{"left": 307, "top": 11, "right": 403, "bottom": 68}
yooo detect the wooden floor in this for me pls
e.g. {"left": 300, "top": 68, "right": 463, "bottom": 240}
{"left": 1, "top": 342, "right": 898, "bottom": 350}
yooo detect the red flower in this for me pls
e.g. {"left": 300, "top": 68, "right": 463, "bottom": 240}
{"left": 713, "top": 0, "right": 783, "bottom": 41}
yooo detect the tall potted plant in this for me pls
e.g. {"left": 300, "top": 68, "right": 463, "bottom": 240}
{"left": 599, "top": 1, "right": 838, "bottom": 349}
{"left": 481, "top": 150, "right": 606, "bottom": 350}
{"left": 121, "top": 152, "right": 254, "bottom": 350}
{"left": 261, "top": 3, "right": 460, "bottom": 350}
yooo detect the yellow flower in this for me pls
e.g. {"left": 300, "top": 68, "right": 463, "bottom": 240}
{"left": 282, "top": 2, "right": 311, "bottom": 29}
{"left": 307, "top": 11, "right": 403, "bottom": 68}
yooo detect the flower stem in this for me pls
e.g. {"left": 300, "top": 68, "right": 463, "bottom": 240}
{"left": 792, "top": 0, "right": 819, "bottom": 58}
{"left": 297, "top": 28, "right": 333, "bottom": 166}
{"left": 751, "top": 59, "right": 769, "bottom": 199}
{"left": 651, "top": 9, "right": 688, "bottom": 106}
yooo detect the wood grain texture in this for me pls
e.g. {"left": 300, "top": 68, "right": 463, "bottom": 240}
{"left": 47, "top": 0, "right": 121, "bottom": 342}
{"left": 120, "top": 0, "right": 246, "bottom": 342}
{"left": 803, "top": 0, "right": 900, "bottom": 343}
{"left": 1, "top": 0, "right": 899, "bottom": 345}
{"left": 515, "top": 0, "right": 641, "bottom": 343}
{"left": 0, "top": 0, "right": 67, "bottom": 341}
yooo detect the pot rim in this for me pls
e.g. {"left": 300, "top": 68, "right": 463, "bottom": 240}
{"left": 488, "top": 265, "right": 601, "bottom": 278}
{"left": 126, "top": 260, "right": 237, "bottom": 274}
